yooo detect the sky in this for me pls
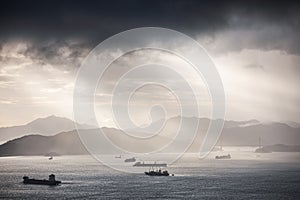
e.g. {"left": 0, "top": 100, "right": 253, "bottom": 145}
{"left": 0, "top": 0, "right": 300, "bottom": 127}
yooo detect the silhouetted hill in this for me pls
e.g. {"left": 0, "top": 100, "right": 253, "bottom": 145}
{"left": 0, "top": 115, "right": 93, "bottom": 143}
{"left": 0, "top": 116, "right": 299, "bottom": 156}
{"left": 0, "top": 127, "right": 165, "bottom": 156}
{"left": 0, "top": 130, "right": 89, "bottom": 156}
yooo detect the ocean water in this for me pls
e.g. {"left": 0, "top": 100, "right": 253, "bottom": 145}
{"left": 0, "top": 148, "right": 300, "bottom": 199}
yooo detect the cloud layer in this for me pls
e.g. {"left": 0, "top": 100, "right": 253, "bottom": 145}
{"left": 1, "top": 0, "right": 300, "bottom": 54}
{"left": 0, "top": 0, "right": 300, "bottom": 126}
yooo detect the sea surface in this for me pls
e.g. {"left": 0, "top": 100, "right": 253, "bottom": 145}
{"left": 0, "top": 147, "right": 300, "bottom": 199}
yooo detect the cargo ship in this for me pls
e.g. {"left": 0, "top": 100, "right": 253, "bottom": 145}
{"left": 133, "top": 161, "right": 167, "bottom": 167}
{"left": 23, "top": 174, "right": 61, "bottom": 186}
{"left": 124, "top": 157, "right": 136, "bottom": 162}
{"left": 145, "top": 169, "right": 173, "bottom": 176}
{"left": 215, "top": 154, "right": 231, "bottom": 159}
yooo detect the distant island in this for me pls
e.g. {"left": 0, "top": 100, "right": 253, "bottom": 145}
{"left": 0, "top": 130, "right": 89, "bottom": 157}
{"left": 0, "top": 115, "right": 93, "bottom": 143}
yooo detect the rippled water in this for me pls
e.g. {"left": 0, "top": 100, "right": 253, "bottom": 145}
{"left": 0, "top": 150, "right": 300, "bottom": 199}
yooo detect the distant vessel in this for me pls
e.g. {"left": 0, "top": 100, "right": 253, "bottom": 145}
{"left": 49, "top": 156, "right": 53, "bottom": 160}
{"left": 215, "top": 154, "right": 231, "bottom": 159}
{"left": 145, "top": 169, "right": 173, "bottom": 176}
{"left": 133, "top": 161, "right": 167, "bottom": 167}
{"left": 23, "top": 174, "right": 61, "bottom": 186}
{"left": 124, "top": 157, "right": 136, "bottom": 162}
{"left": 255, "top": 137, "right": 271, "bottom": 153}
{"left": 115, "top": 155, "right": 122, "bottom": 159}
{"left": 215, "top": 135, "right": 231, "bottom": 159}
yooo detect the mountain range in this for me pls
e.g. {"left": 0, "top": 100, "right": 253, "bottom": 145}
{"left": 0, "top": 116, "right": 299, "bottom": 156}
{"left": 0, "top": 115, "right": 92, "bottom": 144}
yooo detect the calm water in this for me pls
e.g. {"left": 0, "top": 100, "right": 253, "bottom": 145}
{"left": 0, "top": 149, "right": 300, "bottom": 199}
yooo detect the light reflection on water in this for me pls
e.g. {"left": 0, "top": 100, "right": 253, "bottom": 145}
{"left": 0, "top": 150, "right": 299, "bottom": 199}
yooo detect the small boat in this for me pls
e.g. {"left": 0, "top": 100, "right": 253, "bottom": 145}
{"left": 115, "top": 155, "right": 122, "bottom": 159}
{"left": 215, "top": 154, "right": 231, "bottom": 159}
{"left": 145, "top": 169, "right": 173, "bottom": 176}
{"left": 133, "top": 161, "right": 167, "bottom": 167}
{"left": 124, "top": 157, "right": 136, "bottom": 162}
{"left": 49, "top": 156, "right": 53, "bottom": 160}
{"left": 23, "top": 174, "right": 61, "bottom": 186}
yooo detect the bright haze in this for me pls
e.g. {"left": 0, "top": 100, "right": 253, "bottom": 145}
{"left": 0, "top": 0, "right": 299, "bottom": 127}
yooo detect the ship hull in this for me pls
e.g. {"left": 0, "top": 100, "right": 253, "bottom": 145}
{"left": 215, "top": 156, "right": 231, "bottom": 159}
{"left": 133, "top": 162, "right": 167, "bottom": 167}
{"left": 23, "top": 179, "right": 61, "bottom": 185}
{"left": 144, "top": 172, "right": 169, "bottom": 176}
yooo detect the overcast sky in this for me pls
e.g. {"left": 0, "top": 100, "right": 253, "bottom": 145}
{"left": 0, "top": 0, "right": 299, "bottom": 126}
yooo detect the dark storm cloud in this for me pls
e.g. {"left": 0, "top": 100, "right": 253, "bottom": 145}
{"left": 0, "top": 0, "right": 299, "bottom": 54}
{"left": 0, "top": 39, "right": 90, "bottom": 71}
{"left": 0, "top": 0, "right": 229, "bottom": 43}
{"left": 23, "top": 40, "right": 90, "bottom": 69}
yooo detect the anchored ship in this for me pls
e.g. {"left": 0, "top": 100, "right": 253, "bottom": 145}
{"left": 124, "top": 157, "right": 136, "bottom": 162}
{"left": 145, "top": 169, "right": 170, "bottom": 176}
{"left": 215, "top": 154, "right": 231, "bottom": 159}
{"left": 23, "top": 174, "right": 61, "bottom": 186}
{"left": 133, "top": 161, "right": 167, "bottom": 167}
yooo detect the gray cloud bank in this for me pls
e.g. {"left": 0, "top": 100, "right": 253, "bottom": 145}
{"left": 0, "top": 0, "right": 299, "bottom": 55}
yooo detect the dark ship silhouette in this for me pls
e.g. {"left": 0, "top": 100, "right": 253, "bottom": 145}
{"left": 23, "top": 174, "right": 61, "bottom": 185}
{"left": 124, "top": 157, "right": 136, "bottom": 162}
{"left": 215, "top": 154, "right": 231, "bottom": 159}
{"left": 145, "top": 169, "right": 173, "bottom": 176}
